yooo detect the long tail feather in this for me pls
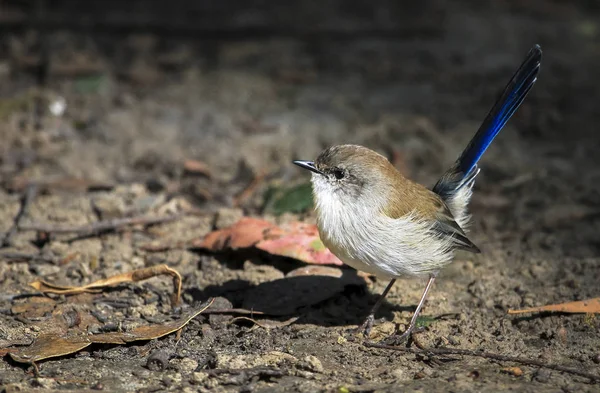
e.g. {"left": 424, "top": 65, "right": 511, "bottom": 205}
{"left": 433, "top": 45, "right": 542, "bottom": 225}
{"left": 434, "top": 45, "right": 542, "bottom": 199}
{"left": 457, "top": 45, "right": 542, "bottom": 175}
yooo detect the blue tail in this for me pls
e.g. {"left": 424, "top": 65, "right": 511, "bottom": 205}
{"left": 434, "top": 45, "right": 542, "bottom": 199}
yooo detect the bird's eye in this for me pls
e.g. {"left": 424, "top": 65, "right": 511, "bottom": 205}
{"left": 333, "top": 168, "right": 345, "bottom": 179}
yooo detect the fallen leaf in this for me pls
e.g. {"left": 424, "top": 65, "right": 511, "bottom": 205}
{"left": 7, "top": 300, "right": 214, "bottom": 365}
{"left": 287, "top": 265, "right": 345, "bottom": 278}
{"left": 501, "top": 367, "right": 524, "bottom": 377}
{"left": 508, "top": 298, "right": 600, "bottom": 315}
{"left": 197, "top": 217, "right": 274, "bottom": 250}
{"left": 11, "top": 297, "right": 56, "bottom": 319}
{"left": 286, "top": 266, "right": 370, "bottom": 287}
{"left": 183, "top": 159, "right": 211, "bottom": 178}
{"left": 257, "top": 222, "right": 342, "bottom": 265}
{"left": 196, "top": 217, "right": 343, "bottom": 266}
{"left": 8, "top": 334, "right": 92, "bottom": 364}
{"left": 89, "top": 299, "right": 214, "bottom": 344}
{"left": 30, "top": 264, "right": 182, "bottom": 306}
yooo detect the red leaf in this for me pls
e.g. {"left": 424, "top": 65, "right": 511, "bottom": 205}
{"left": 198, "top": 218, "right": 343, "bottom": 266}
{"left": 197, "top": 217, "right": 274, "bottom": 250}
{"left": 257, "top": 224, "right": 342, "bottom": 266}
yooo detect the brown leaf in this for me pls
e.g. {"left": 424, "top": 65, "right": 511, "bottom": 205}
{"left": 501, "top": 367, "right": 524, "bottom": 377}
{"left": 7, "top": 300, "right": 214, "bottom": 365}
{"left": 183, "top": 159, "right": 211, "bottom": 178}
{"left": 11, "top": 297, "right": 56, "bottom": 319}
{"left": 30, "top": 264, "right": 182, "bottom": 306}
{"left": 89, "top": 299, "right": 214, "bottom": 344}
{"left": 508, "top": 298, "right": 600, "bottom": 315}
{"left": 286, "top": 265, "right": 370, "bottom": 287}
{"left": 196, "top": 217, "right": 274, "bottom": 250}
{"left": 9, "top": 334, "right": 91, "bottom": 364}
{"left": 286, "top": 265, "right": 345, "bottom": 278}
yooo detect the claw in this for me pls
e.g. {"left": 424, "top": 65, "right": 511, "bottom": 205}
{"left": 348, "top": 314, "right": 375, "bottom": 338}
{"left": 382, "top": 324, "right": 425, "bottom": 346}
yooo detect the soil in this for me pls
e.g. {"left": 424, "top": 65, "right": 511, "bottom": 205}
{"left": 1, "top": 1, "right": 599, "bottom": 392}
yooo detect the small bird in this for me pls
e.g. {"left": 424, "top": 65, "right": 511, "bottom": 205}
{"left": 293, "top": 45, "right": 542, "bottom": 341}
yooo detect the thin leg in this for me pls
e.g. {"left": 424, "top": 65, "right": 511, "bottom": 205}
{"left": 357, "top": 279, "right": 396, "bottom": 338}
{"left": 386, "top": 273, "right": 437, "bottom": 345}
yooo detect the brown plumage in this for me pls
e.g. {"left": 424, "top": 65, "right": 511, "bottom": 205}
{"left": 315, "top": 145, "right": 479, "bottom": 253}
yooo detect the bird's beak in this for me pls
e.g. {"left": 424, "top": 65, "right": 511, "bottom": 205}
{"left": 293, "top": 160, "right": 324, "bottom": 175}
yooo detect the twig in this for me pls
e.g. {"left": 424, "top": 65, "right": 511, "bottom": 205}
{"left": 202, "top": 308, "right": 265, "bottom": 316}
{"left": 205, "top": 367, "right": 285, "bottom": 378}
{"left": 1, "top": 184, "right": 38, "bottom": 247}
{"left": 364, "top": 342, "right": 600, "bottom": 382}
{"left": 19, "top": 214, "right": 183, "bottom": 235}
{"left": 233, "top": 171, "right": 267, "bottom": 207}
{"left": 0, "top": 251, "right": 56, "bottom": 264}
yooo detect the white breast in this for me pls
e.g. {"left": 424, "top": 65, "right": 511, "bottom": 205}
{"left": 312, "top": 177, "right": 455, "bottom": 278}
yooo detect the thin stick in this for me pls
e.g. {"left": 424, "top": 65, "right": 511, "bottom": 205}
{"left": 19, "top": 214, "right": 183, "bottom": 235}
{"left": 202, "top": 308, "right": 265, "bottom": 316}
{"left": 0, "top": 251, "right": 56, "bottom": 264}
{"left": 1, "top": 184, "right": 38, "bottom": 247}
{"left": 364, "top": 342, "right": 600, "bottom": 382}
{"left": 233, "top": 171, "right": 266, "bottom": 207}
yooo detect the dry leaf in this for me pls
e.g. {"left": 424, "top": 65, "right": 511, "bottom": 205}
{"left": 197, "top": 217, "right": 343, "bottom": 266}
{"left": 183, "top": 159, "right": 211, "bottom": 177}
{"left": 501, "top": 367, "right": 524, "bottom": 376}
{"left": 8, "top": 299, "right": 213, "bottom": 365}
{"left": 8, "top": 334, "right": 91, "bottom": 364}
{"left": 257, "top": 222, "right": 342, "bottom": 266}
{"left": 197, "top": 217, "right": 274, "bottom": 250}
{"left": 508, "top": 298, "right": 600, "bottom": 315}
{"left": 11, "top": 297, "right": 56, "bottom": 319}
{"left": 30, "top": 264, "right": 182, "bottom": 306}
{"left": 286, "top": 265, "right": 345, "bottom": 278}
{"left": 89, "top": 299, "right": 214, "bottom": 344}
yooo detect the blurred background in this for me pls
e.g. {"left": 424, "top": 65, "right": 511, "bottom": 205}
{"left": 2, "top": 0, "right": 599, "bottom": 252}
{"left": 1, "top": 1, "right": 599, "bottom": 390}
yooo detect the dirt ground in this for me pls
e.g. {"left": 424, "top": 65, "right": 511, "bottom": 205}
{"left": 1, "top": 1, "right": 599, "bottom": 392}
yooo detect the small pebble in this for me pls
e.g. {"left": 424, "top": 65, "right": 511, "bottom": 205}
{"left": 301, "top": 355, "right": 324, "bottom": 373}
{"left": 146, "top": 349, "right": 172, "bottom": 371}
{"left": 533, "top": 369, "right": 551, "bottom": 383}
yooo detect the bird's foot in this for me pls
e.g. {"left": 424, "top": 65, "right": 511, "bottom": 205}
{"left": 347, "top": 314, "right": 375, "bottom": 339}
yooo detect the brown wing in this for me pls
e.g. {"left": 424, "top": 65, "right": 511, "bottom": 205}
{"left": 430, "top": 200, "right": 480, "bottom": 253}
{"left": 384, "top": 178, "right": 480, "bottom": 253}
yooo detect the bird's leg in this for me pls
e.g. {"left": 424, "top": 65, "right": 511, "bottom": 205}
{"left": 385, "top": 273, "right": 437, "bottom": 345}
{"left": 355, "top": 279, "right": 396, "bottom": 338}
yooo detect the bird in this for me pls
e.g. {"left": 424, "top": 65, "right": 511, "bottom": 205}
{"left": 293, "top": 45, "right": 542, "bottom": 342}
